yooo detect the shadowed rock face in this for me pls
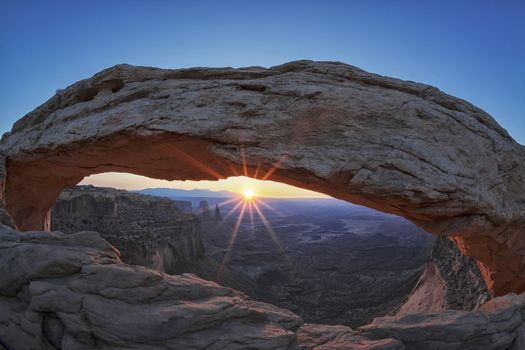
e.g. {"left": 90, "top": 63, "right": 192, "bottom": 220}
{"left": 0, "top": 60, "right": 524, "bottom": 296}
{"left": 0, "top": 227, "right": 303, "bottom": 349}
{"left": 398, "top": 236, "right": 491, "bottom": 315}
{"left": 51, "top": 185, "right": 259, "bottom": 297}
{"left": 0, "top": 226, "right": 524, "bottom": 350}
{"left": 426, "top": 236, "right": 492, "bottom": 310}
{"left": 52, "top": 185, "right": 200, "bottom": 272}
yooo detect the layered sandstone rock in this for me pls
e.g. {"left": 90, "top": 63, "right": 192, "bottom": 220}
{"left": 398, "top": 235, "right": 491, "bottom": 315}
{"left": 52, "top": 185, "right": 200, "bottom": 271}
{"left": 52, "top": 185, "right": 257, "bottom": 296}
{"left": 0, "top": 226, "right": 301, "bottom": 349}
{"left": 1, "top": 225, "right": 524, "bottom": 349}
{"left": 359, "top": 293, "right": 525, "bottom": 350}
{"left": 0, "top": 61, "right": 523, "bottom": 295}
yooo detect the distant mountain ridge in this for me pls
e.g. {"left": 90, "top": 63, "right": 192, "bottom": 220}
{"left": 135, "top": 187, "right": 237, "bottom": 198}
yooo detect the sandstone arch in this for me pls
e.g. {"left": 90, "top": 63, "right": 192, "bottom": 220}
{"left": 1, "top": 60, "right": 524, "bottom": 297}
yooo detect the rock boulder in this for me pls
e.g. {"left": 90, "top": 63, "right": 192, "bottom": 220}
{"left": 1, "top": 225, "right": 525, "bottom": 349}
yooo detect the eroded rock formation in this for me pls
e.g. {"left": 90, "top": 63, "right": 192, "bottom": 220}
{"left": 0, "top": 152, "right": 15, "bottom": 230}
{"left": 398, "top": 235, "right": 491, "bottom": 315}
{"left": 0, "top": 225, "right": 524, "bottom": 349}
{"left": 52, "top": 185, "right": 201, "bottom": 271}
{"left": 52, "top": 185, "right": 257, "bottom": 296}
{"left": 0, "top": 226, "right": 302, "bottom": 349}
{"left": 0, "top": 60, "right": 523, "bottom": 296}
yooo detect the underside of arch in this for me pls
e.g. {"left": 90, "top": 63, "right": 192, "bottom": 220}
{"left": 1, "top": 60, "right": 524, "bottom": 296}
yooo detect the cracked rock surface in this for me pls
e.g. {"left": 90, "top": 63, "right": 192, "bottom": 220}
{"left": 1, "top": 225, "right": 525, "bottom": 349}
{"left": 397, "top": 235, "right": 491, "bottom": 315}
{"left": 1, "top": 60, "right": 524, "bottom": 295}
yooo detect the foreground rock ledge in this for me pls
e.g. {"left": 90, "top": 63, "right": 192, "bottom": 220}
{"left": 1, "top": 225, "right": 524, "bottom": 350}
{"left": 1, "top": 60, "right": 524, "bottom": 295}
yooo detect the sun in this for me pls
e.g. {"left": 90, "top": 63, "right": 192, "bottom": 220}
{"left": 243, "top": 189, "right": 255, "bottom": 200}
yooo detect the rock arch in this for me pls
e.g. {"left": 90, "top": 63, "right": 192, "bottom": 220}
{"left": 1, "top": 60, "right": 524, "bottom": 297}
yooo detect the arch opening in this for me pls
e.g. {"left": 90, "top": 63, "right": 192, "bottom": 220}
{"left": 52, "top": 172, "right": 446, "bottom": 327}
{"left": 1, "top": 61, "right": 524, "bottom": 300}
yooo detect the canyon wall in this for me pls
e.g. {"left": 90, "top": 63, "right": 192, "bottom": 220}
{"left": 398, "top": 235, "right": 491, "bottom": 315}
{"left": 51, "top": 186, "right": 257, "bottom": 297}
{"left": 52, "top": 185, "right": 200, "bottom": 273}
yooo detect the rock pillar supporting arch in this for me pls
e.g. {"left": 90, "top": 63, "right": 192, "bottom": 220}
{"left": 1, "top": 60, "right": 524, "bottom": 296}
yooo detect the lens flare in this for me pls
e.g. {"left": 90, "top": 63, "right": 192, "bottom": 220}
{"left": 217, "top": 201, "right": 247, "bottom": 279}
{"left": 216, "top": 146, "right": 299, "bottom": 280}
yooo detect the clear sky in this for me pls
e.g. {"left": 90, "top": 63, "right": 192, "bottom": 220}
{"left": 1, "top": 1, "right": 524, "bottom": 197}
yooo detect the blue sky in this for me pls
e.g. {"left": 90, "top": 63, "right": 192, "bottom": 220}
{"left": 1, "top": 0, "right": 524, "bottom": 144}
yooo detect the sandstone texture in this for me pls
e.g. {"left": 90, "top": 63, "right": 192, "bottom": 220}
{"left": 1, "top": 224, "right": 525, "bottom": 349}
{"left": 359, "top": 293, "right": 525, "bottom": 350}
{"left": 0, "top": 60, "right": 523, "bottom": 295}
{"left": 398, "top": 235, "right": 491, "bottom": 315}
{"left": 0, "top": 226, "right": 301, "bottom": 349}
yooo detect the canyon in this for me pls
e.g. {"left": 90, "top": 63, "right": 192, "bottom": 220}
{"left": 52, "top": 186, "right": 198, "bottom": 271}
{"left": 53, "top": 186, "right": 435, "bottom": 327}
{"left": 52, "top": 186, "right": 257, "bottom": 296}
{"left": 0, "top": 60, "right": 524, "bottom": 349}
{"left": 51, "top": 186, "right": 434, "bottom": 327}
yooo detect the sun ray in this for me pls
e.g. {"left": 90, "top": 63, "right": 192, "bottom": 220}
{"left": 228, "top": 164, "right": 240, "bottom": 177}
{"left": 217, "top": 201, "right": 247, "bottom": 278}
{"left": 203, "top": 198, "right": 244, "bottom": 241}
{"left": 248, "top": 201, "right": 255, "bottom": 234}
{"left": 252, "top": 201, "right": 298, "bottom": 273}
{"left": 254, "top": 198, "right": 282, "bottom": 216}
{"left": 217, "top": 198, "right": 244, "bottom": 225}
{"left": 261, "top": 155, "right": 288, "bottom": 181}
{"left": 240, "top": 145, "right": 249, "bottom": 177}
{"left": 253, "top": 159, "right": 263, "bottom": 179}
{"left": 169, "top": 144, "right": 224, "bottom": 180}
{"left": 217, "top": 197, "right": 243, "bottom": 208}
